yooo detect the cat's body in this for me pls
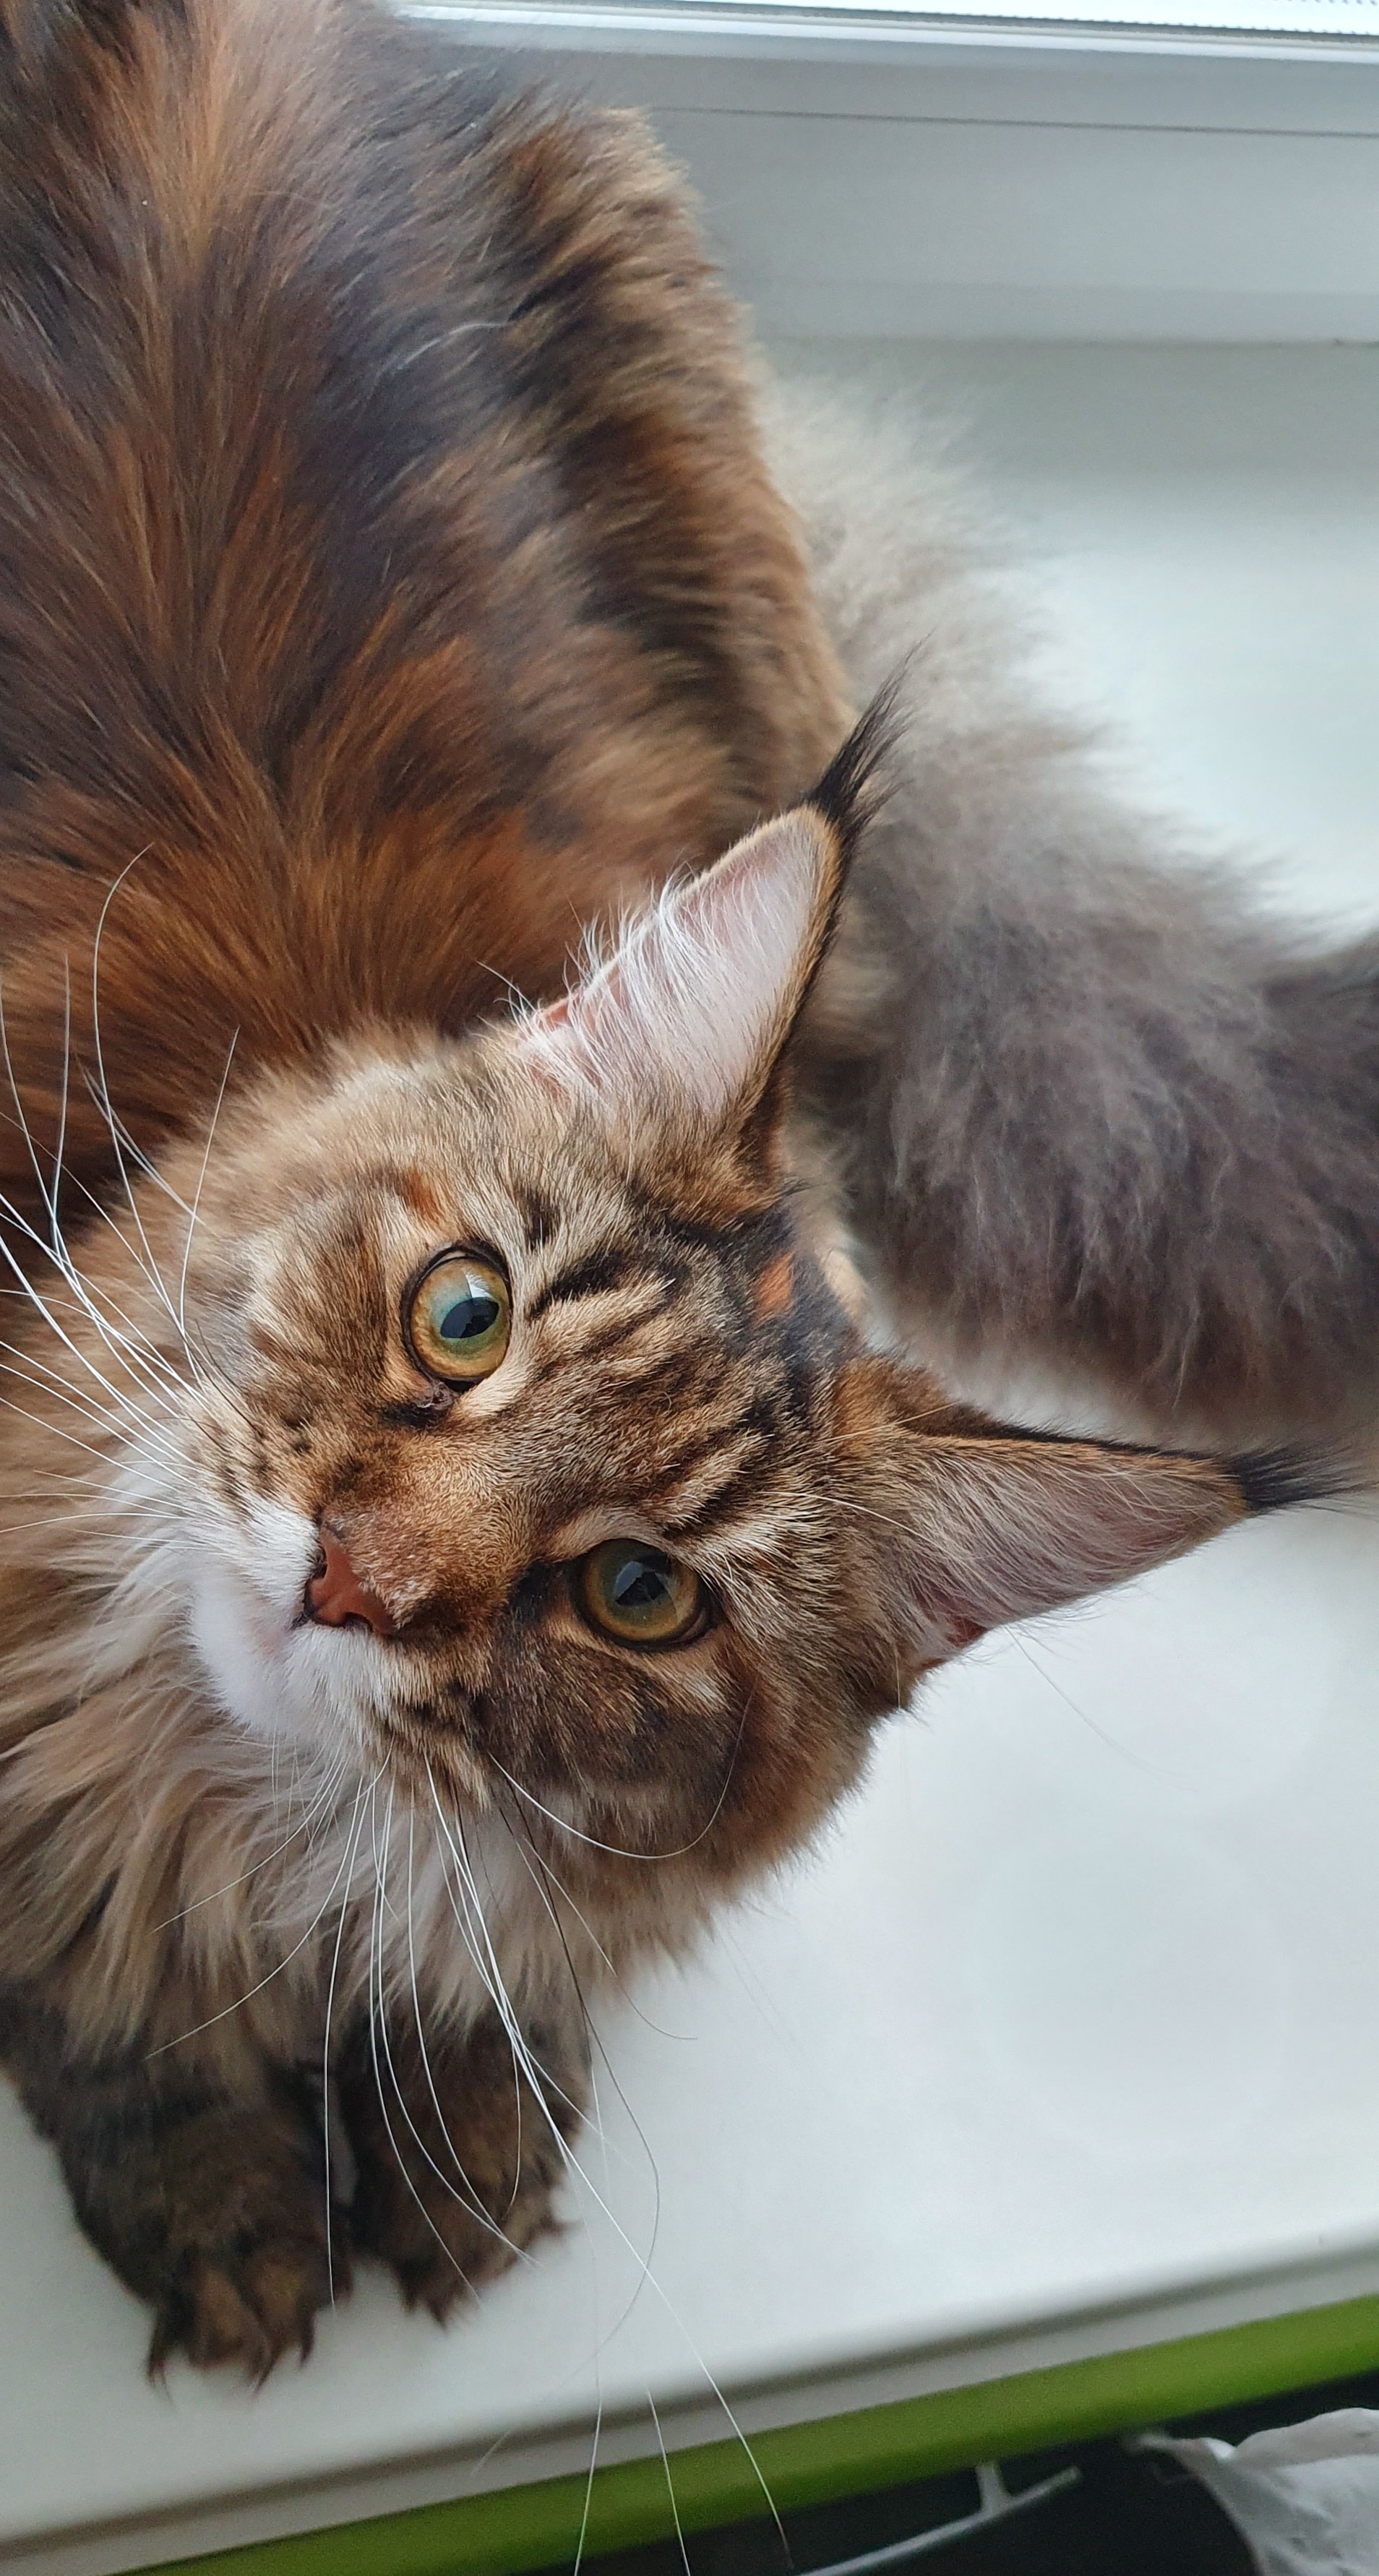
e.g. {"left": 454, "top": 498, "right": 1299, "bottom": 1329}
{"left": 0, "top": 0, "right": 846, "bottom": 1244}
{"left": 0, "top": 0, "right": 1372, "bottom": 2376}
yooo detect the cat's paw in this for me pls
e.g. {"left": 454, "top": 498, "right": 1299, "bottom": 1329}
{"left": 342, "top": 2004, "right": 587, "bottom": 2323}
{"left": 134, "top": 2106, "right": 344, "bottom": 2382}
{"left": 353, "top": 2135, "right": 562, "bottom": 2322}
{"left": 149, "top": 2228, "right": 340, "bottom": 2381}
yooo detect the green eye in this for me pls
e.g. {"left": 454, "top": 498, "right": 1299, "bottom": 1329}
{"left": 575, "top": 1540, "right": 711, "bottom": 1650}
{"left": 407, "top": 1252, "right": 511, "bottom": 1384}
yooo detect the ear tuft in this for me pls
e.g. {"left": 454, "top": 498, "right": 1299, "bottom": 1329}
{"left": 807, "top": 676, "right": 906, "bottom": 864}
{"left": 1228, "top": 1445, "right": 1359, "bottom": 1515}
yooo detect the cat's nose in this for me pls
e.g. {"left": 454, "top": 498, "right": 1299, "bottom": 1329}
{"left": 305, "top": 1528, "right": 397, "bottom": 1638}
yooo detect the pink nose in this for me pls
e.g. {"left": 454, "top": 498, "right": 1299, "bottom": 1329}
{"left": 306, "top": 1530, "right": 396, "bottom": 1637}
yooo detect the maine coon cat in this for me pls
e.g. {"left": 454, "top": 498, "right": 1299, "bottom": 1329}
{"left": 0, "top": 0, "right": 1372, "bottom": 2379}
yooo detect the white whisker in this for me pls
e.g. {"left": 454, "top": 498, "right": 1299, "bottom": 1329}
{"left": 151, "top": 1753, "right": 350, "bottom": 1930}
{"left": 650, "top": 2395, "right": 692, "bottom": 2576}
{"left": 150, "top": 1767, "right": 377, "bottom": 2061}
{"left": 403, "top": 1812, "right": 521, "bottom": 2254}
{"left": 322, "top": 1774, "right": 378, "bottom": 2300}
{"left": 0, "top": 1323, "right": 179, "bottom": 1459}
{"left": 81, "top": 1077, "right": 194, "bottom": 1216}
{"left": 60, "top": 1142, "right": 205, "bottom": 1387}
{"left": 365, "top": 1784, "right": 495, "bottom": 2295}
{"left": 487, "top": 1699, "right": 751, "bottom": 1864}
{"left": 426, "top": 1772, "right": 786, "bottom": 2560}
{"left": 87, "top": 850, "right": 191, "bottom": 1345}
{"left": 0, "top": 1391, "right": 120, "bottom": 1467}
{"left": 0, "top": 1196, "right": 188, "bottom": 1464}
{"left": 426, "top": 1772, "right": 585, "bottom": 2132}
{"left": 572, "top": 2385, "right": 604, "bottom": 2576}
{"left": 50, "top": 960, "right": 72, "bottom": 1247}
{"left": 0, "top": 972, "right": 61, "bottom": 1244}
{"left": 176, "top": 1030, "right": 239, "bottom": 1348}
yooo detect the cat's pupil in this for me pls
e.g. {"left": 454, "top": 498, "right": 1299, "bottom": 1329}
{"left": 439, "top": 1293, "right": 498, "bottom": 1344}
{"left": 611, "top": 1554, "right": 666, "bottom": 1611}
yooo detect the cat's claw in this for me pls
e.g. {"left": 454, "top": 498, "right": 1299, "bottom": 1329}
{"left": 372, "top": 2166, "right": 562, "bottom": 2325}
{"left": 126, "top": 2115, "right": 345, "bottom": 2385}
{"left": 147, "top": 2229, "right": 345, "bottom": 2383}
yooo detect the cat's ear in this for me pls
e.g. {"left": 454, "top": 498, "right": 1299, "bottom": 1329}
{"left": 517, "top": 805, "right": 843, "bottom": 1132}
{"left": 517, "top": 697, "right": 895, "bottom": 1133}
{"left": 842, "top": 1360, "right": 1323, "bottom": 1681}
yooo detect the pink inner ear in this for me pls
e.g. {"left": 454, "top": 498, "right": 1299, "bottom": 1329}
{"left": 515, "top": 809, "right": 835, "bottom": 1127}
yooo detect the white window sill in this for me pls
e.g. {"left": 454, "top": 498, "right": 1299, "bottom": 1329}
{"left": 404, "top": 3, "right": 1379, "bottom": 336}
{"left": 407, "top": 0, "right": 1379, "bottom": 61}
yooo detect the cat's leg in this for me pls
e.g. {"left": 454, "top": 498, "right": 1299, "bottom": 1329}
{"left": 340, "top": 1994, "right": 589, "bottom": 2320}
{"left": 0, "top": 1986, "right": 343, "bottom": 2377}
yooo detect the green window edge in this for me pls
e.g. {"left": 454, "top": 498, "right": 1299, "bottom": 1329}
{"left": 137, "top": 2291, "right": 1379, "bottom": 2576}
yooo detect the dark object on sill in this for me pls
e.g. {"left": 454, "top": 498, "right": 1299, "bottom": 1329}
{"left": 536, "top": 2362, "right": 1379, "bottom": 2574}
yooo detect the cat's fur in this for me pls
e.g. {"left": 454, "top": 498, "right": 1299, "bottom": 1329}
{"left": 0, "top": 0, "right": 846, "bottom": 1246}
{"left": 0, "top": 0, "right": 1367, "bottom": 2377}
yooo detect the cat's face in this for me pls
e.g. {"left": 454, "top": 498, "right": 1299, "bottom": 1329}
{"left": 178, "top": 1029, "right": 879, "bottom": 1877}
{"left": 156, "top": 749, "right": 1253, "bottom": 1897}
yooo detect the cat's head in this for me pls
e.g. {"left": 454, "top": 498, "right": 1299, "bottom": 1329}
{"left": 140, "top": 716, "right": 1271, "bottom": 1899}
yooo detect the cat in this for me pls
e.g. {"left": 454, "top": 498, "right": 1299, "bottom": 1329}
{"left": 0, "top": 0, "right": 1370, "bottom": 2381}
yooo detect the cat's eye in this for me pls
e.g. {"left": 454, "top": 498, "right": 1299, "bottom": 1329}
{"left": 575, "top": 1539, "right": 712, "bottom": 1650}
{"left": 405, "top": 1251, "right": 511, "bottom": 1384}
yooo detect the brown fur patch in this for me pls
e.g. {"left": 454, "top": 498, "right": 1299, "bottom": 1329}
{"left": 0, "top": 0, "right": 849, "bottom": 1258}
{"left": 752, "top": 1249, "right": 796, "bottom": 1323}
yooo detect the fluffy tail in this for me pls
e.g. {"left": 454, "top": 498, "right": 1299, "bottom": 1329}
{"left": 766, "top": 380, "right": 1379, "bottom": 1443}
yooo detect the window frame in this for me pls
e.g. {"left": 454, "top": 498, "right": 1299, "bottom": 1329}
{"left": 405, "top": 2, "right": 1379, "bottom": 340}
